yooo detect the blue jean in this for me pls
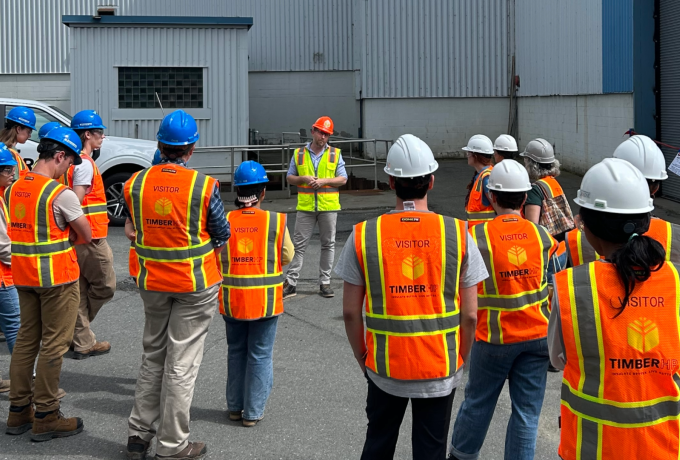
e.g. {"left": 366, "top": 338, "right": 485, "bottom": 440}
{"left": 450, "top": 338, "right": 550, "bottom": 460}
{"left": 0, "top": 285, "right": 20, "bottom": 354}
{"left": 223, "top": 316, "right": 279, "bottom": 420}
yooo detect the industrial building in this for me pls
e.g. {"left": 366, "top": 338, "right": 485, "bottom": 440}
{"left": 2, "top": 0, "right": 679, "bottom": 199}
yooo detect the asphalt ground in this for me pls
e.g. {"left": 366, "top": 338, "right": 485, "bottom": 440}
{"left": 2, "top": 159, "right": 680, "bottom": 459}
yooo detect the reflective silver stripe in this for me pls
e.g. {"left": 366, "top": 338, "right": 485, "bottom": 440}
{"left": 445, "top": 330, "right": 458, "bottom": 375}
{"left": 138, "top": 258, "right": 148, "bottom": 288}
{"left": 566, "top": 233, "right": 576, "bottom": 267}
{"left": 366, "top": 314, "right": 460, "bottom": 335}
{"left": 466, "top": 211, "right": 495, "bottom": 220}
{"left": 580, "top": 419, "right": 599, "bottom": 460}
{"left": 192, "top": 257, "right": 206, "bottom": 291}
{"left": 540, "top": 300, "right": 550, "bottom": 321}
{"left": 572, "top": 265, "right": 601, "bottom": 398}
{"left": 375, "top": 333, "right": 388, "bottom": 376}
{"left": 536, "top": 225, "right": 554, "bottom": 284}
{"left": 266, "top": 212, "right": 283, "bottom": 275}
{"left": 443, "top": 217, "right": 460, "bottom": 313}
{"left": 297, "top": 149, "right": 305, "bottom": 165}
{"left": 488, "top": 310, "right": 502, "bottom": 344}
{"left": 12, "top": 240, "right": 71, "bottom": 255}
{"left": 222, "top": 275, "right": 284, "bottom": 287}
{"left": 135, "top": 242, "right": 213, "bottom": 261}
{"left": 130, "top": 169, "right": 151, "bottom": 246}
{"left": 562, "top": 383, "right": 680, "bottom": 426}
{"left": 37, "top": 181, "right": 63, "bottom": 242}
{"left": 472, "top": 224, "right": 496, "bottom": 296}
{"left": 316, "top": 188, "right": 340, "bottom": 194}
{"left": 39, "top": 255, "right": 52, "bottom": 287}
{"left": 362, "top": 219, "right": 384, "bottom": 315}
{"left": 579, "top": 234, "right": 598, "bottom": 265}
{"left": 188, "top": 173, "right": 207, "bottom": 247}
{"left": 669, "top": 222, "right": 680, "bottom": 265}
{"left": 478, "top": 285, "right": 550, "bottom": 310}
{"left": 536, "top": 180, "right": 555, "bottom": 199}
{"left": 82, "top": 204, "right": 107, "bottom": 215}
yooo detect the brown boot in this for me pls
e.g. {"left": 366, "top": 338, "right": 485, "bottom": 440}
{"left": 72, "top": 341, "right": 111, "bottom": 360}
{"left": 6, "top": 404, "right": 34, "bottom": 435}
{"left": 127, "top": 435, "right": 151, "bottom": 460}
{"left": 155, "top": 442, "right": 207, "bottom": 459}
{"left": 30, "top": 409, "right": 83, "bottom": 442}
{"left": 0, "top": 379, "right": 10, "bottom": 393}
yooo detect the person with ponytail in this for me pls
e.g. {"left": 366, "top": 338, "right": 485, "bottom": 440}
{"left": 0, "top": 107, "right": 34, "bottom": 183}
{"left": 219, "top": 161, "right": 293, "bottom": 428}
{"left": 463, "top": 134, "right": 495, "bottom": 227}
{"left": 548, "top": 158, "right": 679, "bottom": 460}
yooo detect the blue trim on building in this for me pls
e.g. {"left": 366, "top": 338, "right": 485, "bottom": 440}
{"left": 602, "top": 0, "right": 634, "bottom": 93}
{"left": 62, "top": 15, "right": 253, "bottom": 28}
{"left": 633, "top": 0, "right": 657, "bottom": 137}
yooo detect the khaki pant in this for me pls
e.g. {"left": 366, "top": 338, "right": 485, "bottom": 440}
{"left": 285, "top": 211, "right": 337, "bottom": 286}
{"left": 128, "top": 284, "right": 219, "bottom": 457}
{"left": 73, "top": 238, "right": 116, "bottom": 352}
{"left": 9, "top": 282, "right": 80, "bottom": 412}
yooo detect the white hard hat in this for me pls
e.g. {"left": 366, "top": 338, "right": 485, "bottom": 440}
{"left": 613, "top": 135, "right": 668, "bottom": 181}
{"left": 462, "top": 134, "right": 494, "bottom": 155}
{"left": 520, "top": 138, "right": 555, "bottom": 163}
{"left": 487, "top": 160, "right": 532, "bottom": 192}
{"left": 575, "top": 158, "right": 654, "bottom": 214}
{"left": 494, "top": 134, "right": 518, "bottom": 152}
{"left": 385, "top": 134, "right": 439, "bottom": 178}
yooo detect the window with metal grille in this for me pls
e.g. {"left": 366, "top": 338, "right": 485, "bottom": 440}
{"left": 118, "top": 67, "right": 203, "bottom": 109}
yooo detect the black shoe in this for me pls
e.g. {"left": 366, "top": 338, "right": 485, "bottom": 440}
{"left": 548, "top": 364, "right": 560, "bottom": 373}
{"left": 127, "top": 435, "right": 151, "bottom": 459}
{"left": 319, "top": 284, "right": 334, "bottom": 298}
{"left": 282, "top": 281, "right": 296, "bottom": 300}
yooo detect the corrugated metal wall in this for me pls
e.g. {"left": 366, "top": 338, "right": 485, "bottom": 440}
{"left": 0, "top": 0, "right": 353, "bottom": 74}
{"left": 361, "top": 0, "right": 509, "bottom": 98}
{"left": 660, "top": 0, "right": 680, "bottom": 200}
{"left": 69, "top": 25, "right": 249, "bottom": 146}
{"left": 602, "top": 0, "right": 633, "bottom": 93}
{"left": 515, "top": 0, "right": 603, "bottom": 96}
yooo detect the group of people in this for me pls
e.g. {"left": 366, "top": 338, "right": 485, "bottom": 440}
{"left": 1, "top": 104, "right": 679, "bottom": 460}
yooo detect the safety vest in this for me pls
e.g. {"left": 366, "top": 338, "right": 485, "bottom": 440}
{"left": 9, "top": 148, "right": 29, "bottom": 180}
{"left": 124, "top": 164, "right": 221, "bottom": 293}
{"left": 0, "top": 198, "right": 13, "bottom": 287}
{"left": 219, "top": 208, "right": 287, "bottom": 320}
{"left": 59, "top": 153, "right": 109, "bottom": 240}
{"left": 471, "top": 215, "right": 556, "bottom": 344}
{"left": 5, "top": 172, "right": 79, "bottom": 287}
{"left": 465, "top": 166, "right": 494, "bottom": 227}
{"left": 128, "top": 243, "right": 139, "bottom": 279}
{"left": 535, "top": 175, "right": 564, "bottom": 199}
{"left": 353, "top": 211, "right": 467, "bottom": 380}
{"left": 566, "top": 218, "right": 680, "bottom": 267}
{"left": 294, "top": 146, "right": 341, "bottom": 212}
{"left": 554, "top": 261, "right": 680, "bottom": 460}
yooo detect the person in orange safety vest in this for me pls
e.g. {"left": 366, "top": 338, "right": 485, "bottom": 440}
{"left": 337, "top": 134, "right": 487, "bottom": 459}
{"left": 463, "top": 134, "right": 495, "bottom": 228}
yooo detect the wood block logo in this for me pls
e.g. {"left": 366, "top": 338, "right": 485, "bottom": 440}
{"left": 507, "top": 245, "right": 527, "bottom": 266}
{"left": 238, "top": 238, "right": 254, "bottom": 254}
{"left": 14, "top": 203, "right": 25, "bottom": 220}
{"left": 402, "top": 255, "right": 424, "bottom": 280}
{"left": 323, "top": 119, "right": 331, "bottom": 130}
{"left": 154, "top": 197, "right": 173, "bottom": 216}
{"left": 628, "top": 318, "right": 659, "bottom": 353}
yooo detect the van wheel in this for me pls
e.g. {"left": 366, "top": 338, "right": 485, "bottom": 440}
{"left": 104, "top": 172, "right": 134, "bottom": 227}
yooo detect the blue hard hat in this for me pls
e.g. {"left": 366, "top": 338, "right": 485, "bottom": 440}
{"left": 38, "top": 121, "right": 61, "bottom": 139}
{"left": 152, "top": 149, "right": 162, "bottom": 166}
{"left": 43, "top": 127, "right": 83, "bottom": 165}
{"left": 71, "top": 110, "right": 106, "bottom": 130}
{"left": 0, "top": 143, "right": 18, "bottom": 167}
{"left": 157, "top": 110, "right": 199, "bottom": 146}
{"left": 5, "top": 106, "right": 37, "bottom": 131}
{"left": 234, "top": 161, "right": 269, "bottom": 186}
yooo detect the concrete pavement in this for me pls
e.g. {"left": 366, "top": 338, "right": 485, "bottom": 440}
{"left": 1, "top": 158, "right": 680, "bottom": 459}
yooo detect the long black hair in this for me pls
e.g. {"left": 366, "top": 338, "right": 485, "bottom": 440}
{"left": 580, "top": 207, "right": 666, "bottom": 317}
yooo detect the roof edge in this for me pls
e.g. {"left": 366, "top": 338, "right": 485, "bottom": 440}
{"left": 62, "top": 15, "right": 253, "bottom": 29}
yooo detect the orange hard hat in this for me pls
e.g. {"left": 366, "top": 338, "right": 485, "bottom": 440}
{"left": 312, "top": 116, "right": 334, "bottom": 135}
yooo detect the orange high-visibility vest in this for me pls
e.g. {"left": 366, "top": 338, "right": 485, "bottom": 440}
{"left": 471, "top": 215, "right": 556, "bottom": 344}
{"left": 0, "top": 198, "right": 13, "bottom": 287}
{"left": 354, "top": 211, "right": 467, "bottom": 380}
{"left": 5, "top": 173, "right": 79, "bottom": 287}
{"left": 554, "top": 261, "right": 680, "bottom": 460}
{"left": 465, "top": 167, "right": 494, "bottom": 227}
{"left": 60, "top": 153, "right": 109, "bottom": 240}
{"left": 535, "top": 176, "right": 564, "bottom": 199}
{"left": 9, "top": 148, "right": 28, "bottom": 179}
{"left": 567, "top": 218, "right": 680, "bottom": 267}
{"left": 128, "top": 243, "right": 139, "bottom": 279}
{"left": 124, "top": 164, "right": 221, "bottom": 293}
{"left": 219, "top": 208, "right": 287, "bottom": 319}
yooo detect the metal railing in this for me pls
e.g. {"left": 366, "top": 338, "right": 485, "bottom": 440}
{"left": 193, "top": 138, "right": 391, "bottom": 197}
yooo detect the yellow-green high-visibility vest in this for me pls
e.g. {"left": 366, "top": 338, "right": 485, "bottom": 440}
{"left": 294, "top": 146, "right": 341, "bottom": 212}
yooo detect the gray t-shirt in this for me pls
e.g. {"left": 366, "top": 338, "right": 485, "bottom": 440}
{"left": 334, "top": 211, "right": 489, "bottom": 398}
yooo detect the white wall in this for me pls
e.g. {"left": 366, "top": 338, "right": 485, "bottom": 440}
{"left": 249, "top": 71, "right": 359, "bottom": 143}
{"left": 363, "top": 98, "right": 510, "bottom": 158}
{"left": 0, "top": 74, "right": 71, "bottom": 113}
{"left": 517, "top": 94, "right": 634, "bottom": 175}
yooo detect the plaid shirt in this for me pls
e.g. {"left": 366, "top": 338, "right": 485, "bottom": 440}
{"left": 122, "top": 158, "right": 230, "bottom": 248}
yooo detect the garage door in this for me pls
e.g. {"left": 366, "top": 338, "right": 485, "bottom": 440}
{"left": 660, "top": 0, "right": 680, "bottom": 200}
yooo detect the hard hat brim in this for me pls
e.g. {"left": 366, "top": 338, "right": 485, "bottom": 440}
{"left": 235, "top": 178, "right": 269, "bottom": 186}
{"left": 574, "top": 197, "right": 654, "bottom": 214}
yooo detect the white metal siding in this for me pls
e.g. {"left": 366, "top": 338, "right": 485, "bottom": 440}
{"left": 69, "top": 25, "right": 249, "bottom": 146}
{"left": 660, "top": 0, "right": 680, "bottom": 200}
{"left": 361, "top": 0, "right": 509, "bottom": 98}
{"left": 1, "top": 0, "right": 353, "bottom": 74}
{"left": 515, "top": 0, "right": 603, "bottom": 96}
